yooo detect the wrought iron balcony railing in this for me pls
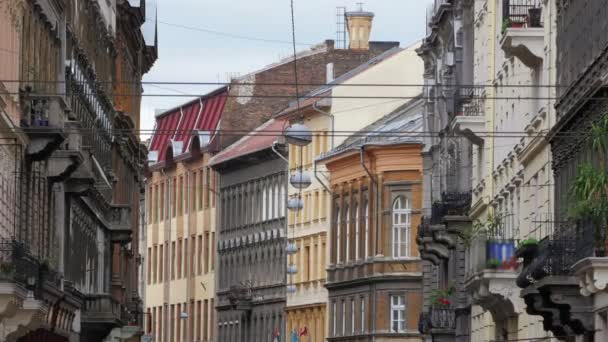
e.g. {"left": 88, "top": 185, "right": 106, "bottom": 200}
{"left": 455, "top": 86, "right": 485, "bottom": 117}
{"left": 518, "top": 220, "right": 596, "bottom": 287}
{"left": 431, "top": 192, "right": 472, "bottom": 224}
{"left": 430, "top": 305, "right": 456, "bottom": 330}
{"left": 502, "top": 0, "right": 543, "bottom": 30}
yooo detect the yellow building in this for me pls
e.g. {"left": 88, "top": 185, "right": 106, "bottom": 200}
{"left": 145, "top": 89, "right": 227, "bottom": 342}
{"left": 276, "top": 38, "right": 423, "bottom": 340}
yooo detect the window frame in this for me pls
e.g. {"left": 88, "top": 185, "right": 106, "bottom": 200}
{"left": 391, "top": 196, "right": 412, "bottom": 259}
{"left": 390, "top": 294, "right": 406, "bottom": 333}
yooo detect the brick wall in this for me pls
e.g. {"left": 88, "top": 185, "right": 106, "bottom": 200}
{"left": 218, "top": 40, "right": 399, "bottom": 150}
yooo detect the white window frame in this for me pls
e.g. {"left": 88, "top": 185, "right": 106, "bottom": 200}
{"left": 392, "top": 197, "right": 411, "bottom": 259}
{"left": 351, "top": 298, "right": 355, "bottom": 334}
{"left": 262, "top": 186, "right": 267, "bottom": 221}
{"left": 333, "top": 301, "right": 337, "bottom": 336}
{"left": 342, "top": 300, "right": 346, "bottom": 335}
{"left": 273, "top": 183, "right": 279, "bottom": 219}
{"left": 390, "top": 295, "right": 406, "bottom": 333}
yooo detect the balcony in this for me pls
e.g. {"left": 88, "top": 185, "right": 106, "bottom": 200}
{"left": 106, "top": 204, "right": 133, "bottom": 243}
{"left": 500, "top": 0, "right": 544, "bottom": 68}
{"left": 465, "top": 215, "right": 524, "bottom": 320}
{"left": 20, "top": 92, "right": 69, "bottom": 161}
{"left": 419, "top": 305, "right": 456, "bottom": 341}
{"left": 450, "top": 86, "right": 485, "bottom": 146}
{"left": 419, "top": 192, "right": 472, "bottom": 265}
{"left": 517, "top": 221, "right": 595, "bottom": 336}
{"left": 228, "top": 283, "right": 253, "bottom": 312}
{"left": 81, "top": 294, "right": 125, "bottom": 341}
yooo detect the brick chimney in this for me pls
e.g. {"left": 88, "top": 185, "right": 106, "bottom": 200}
{"left": 346, "top": 6, "right": 374, "bottom": 50}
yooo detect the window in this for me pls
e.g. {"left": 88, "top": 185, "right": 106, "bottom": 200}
{"left": 351, "top": 298, "right": 355, "bottom": 334}
{"left": 392, "top": 197, "right": 411, "bottom": 259}
{"left": 211, "top": 233, "right": 215, "bottom": 270}
{"left": 361, "top": 298, "right": 365, "bottom": 332}
{"left": 197, "top": 235, "right": 203, "bottom": 275}
{"left": 190, "top": 237, "right": 195, "bottom": 276}
{"left": 335, "top": 206, "right": 341, "bottom": 263}
{"left": 342, "top": 300, "right": 346, "bottom": 335}
{"left": 152, "top": 246, "right": 157, "bottom": 283}
{"left": 364, "top": 199, "right": 369, "bottom": 258}
{"left": 147, "top": 247, "right": 151, "bottom": 284}
{"left": 332, "top": 302, "right": 337, "bottom": 336}
{"left": 204, "top": 232, "right": 210, "bottom": 273}
{"left": 390, "top": 295, "right": 406, "bottom": 333}
{"left": 154, "top": 185, "right": 158, "bottom": 222}
{"left": 198, "top": 170, "right": 204, "bottom": 210}
{"left": 159, "top": 244, "right": 164, "bottom": 281}
{"left": 203, "top": 299, "right": 209, "bottom": 339}
{"left": 304, "top": 246, "right": 310, "bottom": 281}
{"left": 160, "top": 182, "right": 164, "bottom": 221}
{"left": 192, "top": 171, "right": 197, "bottom": 210}
{"left": 274, "top": 183, "right": 279, "bottom": 219}
{"left": 171, "top": 241, "right": 176, "bottom": 279}
{"left": 354, "top": 202, "right": 359, "bottom": 260}
{"left": 196, "top": 300, "right": 202, "bottom": 340}
{"left": 177, "top": 239, "right": 182, "bottom": 278}
{"left": 280, "top": 184, "right": 285, "bottom": 217}
{"left": 345, "top": 204, "right": 350, "bottom": 262}
{"left": 172, "top": 177, "right": 177, "bottom": 217}
{"left": 178, "top": 176, "right": 184, "bottom": 215}
{"left": 262, "top": 186, "right": 267, "bottom": 221}
{"left": 204, "top": 168, "right": 210, "bottom": 209}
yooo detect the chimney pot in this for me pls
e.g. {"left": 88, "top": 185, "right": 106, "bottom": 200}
{"left": 346, "top": 9, "right": 374, "bottom": 50}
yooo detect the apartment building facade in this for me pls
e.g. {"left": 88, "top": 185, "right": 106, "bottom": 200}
{"left": 513, "top": 0, "right": 608, "bottom": 341}
{"left": 145, "top": 89, "right": 227, "bottom": 342}
{"left": 0, "top": 0, "right": 156, "bottom": 341}
{"left": 317, "top": 98, "right": 426, "bottom": 342}
{"left": 209, "top": 118, "right": 288, "bottom": 342}
{"left": 276, "top": 33, "right": 423, "bottom": 339}
{"left": 464, "top": 0, "right": 557, "bottom": 341}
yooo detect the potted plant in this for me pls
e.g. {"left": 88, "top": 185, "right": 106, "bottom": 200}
{"left": 486, "top": 258, "right": 501, "bottom": 269}
{"left": 430, "top": 285, "right": 455, "bottom": 307}
{"left": 569, "top": 114, "right": 608, "bottom": 256}
{"left": 515, "top": 237, "right": 539, "bottom": 259}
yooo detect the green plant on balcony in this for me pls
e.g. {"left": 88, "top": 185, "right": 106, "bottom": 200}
{"left": 569, "top": 114, "right": 608, "bottom": 256}
{"left": 519, "top": 237, "right": 538, "bottom": 247}
{"left": 0, "top": 262, "right": 14, "bottom": 279}
{"left": 430, "top": 285, "right": 455, "bottom": 306}
{"left": 486, "top": 258, "right": 502, "bottom": 269}
{"left": 462, "top": 212, "right": 503, "bottom": 246}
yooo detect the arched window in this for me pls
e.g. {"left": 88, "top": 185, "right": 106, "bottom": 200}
{"left": 392, "top": 196, "right": 411, "bottom": 259}
{"left": 345, "top": 204, "right": 350, "bottom": 262}
{"left": 363, "top": 199, "right": 369, "bottom": 259}
{"left": 274, "top": 183, "right": 279, "bottom": 219}
{"left": 262, "top": 185, "right": 267, "bottom": 221}
{"left": 335, "top": 206, "right": 341, "bottom": 264}
{"left": 354, "top": 202, "right": 360, "bottom": 260}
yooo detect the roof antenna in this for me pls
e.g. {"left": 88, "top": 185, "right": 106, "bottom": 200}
{"left": 357, "top": 2, "right": 364, "bottom": 11}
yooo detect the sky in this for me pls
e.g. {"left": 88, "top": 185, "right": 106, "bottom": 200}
{"left": 140, "top": 0, "right": 433, "bottom": 137}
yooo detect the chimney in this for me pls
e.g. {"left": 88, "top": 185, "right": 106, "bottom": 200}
{"left": 345, "top": 5, "right": 374, "bottom": 50}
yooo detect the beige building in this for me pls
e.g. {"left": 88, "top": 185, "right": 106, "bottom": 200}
{"left": 276, "top": 26, "right": 423, "bottom": 339}
{"left": 464, "top": 0, "right": 558, "bottom": 341}
{"left": 145, "top": 89, "right": 227, "bottom": 342}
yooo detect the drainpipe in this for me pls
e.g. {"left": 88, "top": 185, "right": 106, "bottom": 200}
{"left": 314, "top": 160, "right": 331, "bottom": 195}
{"left": 359, "top": 147, "right": 379, "bottom": 256}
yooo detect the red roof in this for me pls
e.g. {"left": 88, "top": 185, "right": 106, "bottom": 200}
{"left": 208, "top": 118, "right": 287, "bottom": 167}
{"left": 149, "top": 87, "right": 228, "bottom": 163}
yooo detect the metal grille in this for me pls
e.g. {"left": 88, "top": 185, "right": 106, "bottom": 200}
{"left": 431, "top": 192, "right": 472, "bottom": 224}
{"left": 430, "top": 305, "right": 456, "bottom": 330}
{"left": 456, "top": 86, "right": 485, "bottom": 117}
{"left": 68, "top": 200, "right": 104, "bottom": 293}
{"left": 0, "top": 144, "right": 20, "bottom": 240}
{"left": 503, "top": 0, "right": 543, "bottom": 27}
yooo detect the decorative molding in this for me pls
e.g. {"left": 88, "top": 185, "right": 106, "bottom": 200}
{"left": 571, "top": 257, "right": 608, "bottom": 296}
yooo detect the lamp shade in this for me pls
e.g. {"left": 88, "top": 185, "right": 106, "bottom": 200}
{"left": 285, "top": 243, "right": 298, "bottom": 255}
{"left": 287, "top": 197, "right": 304, "bottom": 211}
{"left": 284, "top": 123, "right": 312, "bottom": 146}
{"left": 290, "top": 171, "right": 312, "bottom": 189}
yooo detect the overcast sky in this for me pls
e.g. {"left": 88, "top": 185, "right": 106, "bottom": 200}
{"left": 140, "top": 0, "right": 432, "bottom": 136}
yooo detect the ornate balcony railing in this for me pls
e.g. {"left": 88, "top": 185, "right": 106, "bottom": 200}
{"left": 502, "top": 0, "right": 543, "bottom": 29}
{"left": 431, "top": 192, "right": 472, "bottom": 224}
{"left": 430, "top": 305, "right": 456, "bottom": 330}
{"left": 517, "top": 220, "right": 596, "bottom": 287}
{"left": 455, "top": 86, "right": 485, "bottom": 117}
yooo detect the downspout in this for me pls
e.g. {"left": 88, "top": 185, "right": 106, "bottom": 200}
{"left": 314, "top": 160, "right": 331, "bottom": 195}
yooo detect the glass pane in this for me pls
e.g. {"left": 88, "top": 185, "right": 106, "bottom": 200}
{"left": 399, "top": 320, "right": 405, "bottom": 332}
{"left": 392, "top": 321, "right": 398, "bottom": 333}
